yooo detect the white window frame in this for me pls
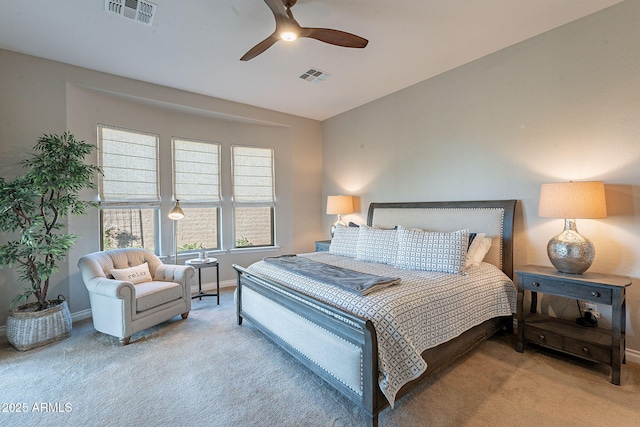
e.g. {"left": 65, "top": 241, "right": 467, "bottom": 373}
{"left": 172, "top": 137, "right": 222, "bottom": 252}
{"left": 97, "top": 124, "right": 160, "bottom": 252}
{"left": 231, "top": 145, "right": 276, "bottom": 250}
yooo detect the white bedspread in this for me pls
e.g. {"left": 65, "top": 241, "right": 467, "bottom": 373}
{"left": 247, "top": 252, "right": 517, "bottom": 407}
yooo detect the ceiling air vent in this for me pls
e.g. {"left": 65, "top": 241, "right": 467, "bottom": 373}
{"left": 105, "top": 0, "right": 157, "bottom": 26}
{"left": 299, "top": 68, "right": 331, "bottom": 84}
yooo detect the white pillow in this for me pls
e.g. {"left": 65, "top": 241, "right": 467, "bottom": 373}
{"left": 395, "top": 226, "right": 469, "bottom": 274}
{"left": 329, "top": 225, "right": 360, "bottom": 257}
{"left": 110, "top": 262, "right": 152, "bottom": 284}
{"left": 355, "top": 224, "right": 398, "bottom": 265}
{"left": 465, "top": 233, "right": 493, "bottom": 268}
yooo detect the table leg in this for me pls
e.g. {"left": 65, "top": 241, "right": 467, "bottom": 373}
{"left": 516, "top": 286, "right": 525, "bottom": 353}
{"left": 190, "top": 261, "right": 219, "bottom": 302}
{"left": 611, "top": 288, "right": 623, "bottom": 385}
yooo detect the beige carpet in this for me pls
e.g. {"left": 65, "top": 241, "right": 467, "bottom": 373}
{"left": 2, "top": 288, "right": 639, "bottom": 427}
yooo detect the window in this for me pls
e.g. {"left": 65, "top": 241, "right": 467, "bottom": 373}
{"left": 231, "top": 145, "right": 275, "bottom": 248}
{"left": 172, "top": 138, "right": 221, "bottom": 252}
{"left": 98, "top": 124, "right": 159, "bottom": 252}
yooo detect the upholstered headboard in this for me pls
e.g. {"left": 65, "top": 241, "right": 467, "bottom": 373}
{"left": 367, "top": 200, "right": 517, "bottom": 278}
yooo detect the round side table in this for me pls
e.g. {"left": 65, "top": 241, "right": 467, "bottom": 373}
{"left": 185, "top": 258, "right": 220, "bottom": 304}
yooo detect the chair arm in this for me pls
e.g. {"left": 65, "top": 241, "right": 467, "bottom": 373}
{"left": 83, "top": 276, "right": 136, "bottom": 300}
{"left": 154, "top": 264, "right": 195, "bottom": 284}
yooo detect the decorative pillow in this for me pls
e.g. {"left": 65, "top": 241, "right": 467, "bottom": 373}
{"left": 110, "top": 262, "right": 152, "bottom": 284}
{"left": 329, "top": 225, "right": 360, "bottom": 257}
{"left": 355, "top": 224, "right": 398, "bottom": 265}
{"left": 465, "top": 233, "right": 493, "bottom": 268}
{"left": 468, "top": 232, "right": 477, "bottom": 248}
{"left": 395, "top": 226, "right": 469, "bottom": 274}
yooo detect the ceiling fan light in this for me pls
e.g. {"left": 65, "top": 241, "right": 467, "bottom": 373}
{"left": 280, "top": 31, "right": 298, "bottom": 41}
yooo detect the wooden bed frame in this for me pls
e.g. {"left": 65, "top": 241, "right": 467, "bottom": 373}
{"left": 234, "top": 200, "right": 517, "bottom": 427}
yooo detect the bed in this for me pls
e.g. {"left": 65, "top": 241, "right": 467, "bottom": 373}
{"left": 233, "top": 200, "right": 517, "bottom": 426}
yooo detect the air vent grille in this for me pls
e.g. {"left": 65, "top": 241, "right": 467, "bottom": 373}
{"left": 105, "top": 0, "right": 157, "bottom": 26}
{"left": 299, "top": 68, "right": 331, "bottom": 84}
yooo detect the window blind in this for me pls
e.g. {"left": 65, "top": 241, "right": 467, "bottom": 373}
{"left": 173, "top": 138, "right": 221, "bottom": 203}
{"left": 98, "top": 125, "right": 159, "bottom": 204}
{"left": 232, "top": 146, "right": 274, "bottom": 203}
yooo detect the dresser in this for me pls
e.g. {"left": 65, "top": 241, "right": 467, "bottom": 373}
{"left": 515, "top": 264, "right": 631, "bottom": 385}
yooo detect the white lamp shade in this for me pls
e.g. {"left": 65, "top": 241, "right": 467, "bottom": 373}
{"left": 538, "top": 181, "right": 607, "bottom": 219}
{"left": 326, "top": 195, "right": 354, "bottom": 215}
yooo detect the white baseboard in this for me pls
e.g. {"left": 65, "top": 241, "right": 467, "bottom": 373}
{"left": 626, "top": 348, "right": 640, "bottom": 364}
{"left": 190, "top": 279, "right": 236, "bottom": 294}
{"left": 72, "top": 308, "right": 93, "bottom": 322}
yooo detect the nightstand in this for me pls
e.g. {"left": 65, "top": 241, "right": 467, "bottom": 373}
{"left": 515, "top": 264, "right": 631, "bottom": 385}
{"left": 315, "top": 240, "right": 331, "bottom": 252}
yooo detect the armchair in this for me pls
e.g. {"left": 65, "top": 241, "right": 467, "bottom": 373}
{"left": 78, "top": 248, "right": 195, "bottom": 345}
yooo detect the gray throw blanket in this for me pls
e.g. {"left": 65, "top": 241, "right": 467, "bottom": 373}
{"left": 263, "top": 255, "right": 400, "bottom": 295}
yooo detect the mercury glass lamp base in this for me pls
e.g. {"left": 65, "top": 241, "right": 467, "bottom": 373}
{"left": 330, "top": 215, "right": 347, "bottom": 237}
{"left": 547, "top": 219, "right": 595, "bottom": 274}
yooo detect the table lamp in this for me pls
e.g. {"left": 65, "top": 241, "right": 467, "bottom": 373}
{"left": 169, "top": 200, "right": 185, "bottom": 264}
{"left": 538, "top": 181, "right": 607, "bottom": 274}
{"left": 326, "top": 195, "right": 353, "bottom": 237}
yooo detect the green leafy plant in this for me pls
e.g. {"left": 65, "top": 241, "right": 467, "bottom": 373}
{"left": 235, "top": 237, "right": 253, "bottom": 248}
{"left": 0, "top": 132, "right": 101, "bottom": 310}
{"left": 103, "top": 224, "right": 139, "bottom": 250}
{"left": 178, "top": 242, "right": 205, "bottom": 252}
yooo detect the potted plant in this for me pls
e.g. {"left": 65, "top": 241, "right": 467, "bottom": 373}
{"left": 0, "top": 132, "right": 101, "bottom": 351}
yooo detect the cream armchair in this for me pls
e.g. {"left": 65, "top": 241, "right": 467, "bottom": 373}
{"left": 78, "top": 248, "right": 195, "bottom": 345}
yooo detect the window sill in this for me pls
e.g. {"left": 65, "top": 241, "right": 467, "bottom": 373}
{"left": 229, "top": 246, "right": 280, "bottom": 254}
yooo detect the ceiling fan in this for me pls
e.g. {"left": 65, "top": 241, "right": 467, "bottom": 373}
{"left": 240, "top": 0, "right": 368, "bottom": 61}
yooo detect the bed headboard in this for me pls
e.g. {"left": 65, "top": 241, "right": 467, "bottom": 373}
{"left": 367, "top": 200, "right": 517, "bottom": 279}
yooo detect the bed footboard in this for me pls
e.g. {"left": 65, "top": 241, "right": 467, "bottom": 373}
{"left": 234, "top": 264, "right": 381, "bottom": 427}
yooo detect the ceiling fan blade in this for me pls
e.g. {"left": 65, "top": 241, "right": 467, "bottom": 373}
{"left": 240, "top": 34, "right": 279, "bottom": 61}
{"left": 300, "top": 28, "right": 368, "bottom": 48}
{"left": 263, "top": 0, "right": 288, "bottom": 20}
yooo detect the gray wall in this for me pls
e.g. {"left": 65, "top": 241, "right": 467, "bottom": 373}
{"left": 322, "top": 1, "right": 640, "bottom": 354}
{"left": 0, "top": 49, "right": 323, "bottom": 325}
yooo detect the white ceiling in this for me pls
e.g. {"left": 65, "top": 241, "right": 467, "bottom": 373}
{"left": 0, "top": 0, "right": 623, "bottom": 121}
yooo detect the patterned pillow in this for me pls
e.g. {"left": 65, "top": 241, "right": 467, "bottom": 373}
{"left": 329, "top": 225, "right": 360, "bottom": 257}
{"left": 110, "top": 262, "right": 152, "bottom": 284}
{"left": 355, "top": 224, "right": 399, "bottom": 265}
{"left": 395, "top": 226, "right": 469, "bottom": 274}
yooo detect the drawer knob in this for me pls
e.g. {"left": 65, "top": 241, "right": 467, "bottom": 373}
{"left": 583, "top": 347, "right": 590, "bottom": 353}
{"left": 539, "top": 334, "right": 545, "bottom": 341}
{"left": 532, "top": 282, "right": 540, "bottom": 287}
{"left": 591, "top": 291, "right": 600, "bottom": 297}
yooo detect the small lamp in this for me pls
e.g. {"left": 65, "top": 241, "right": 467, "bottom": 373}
{"left": 326, "top": 195, "right": 354, "bottom": 237}
{"left": 538, "top": 181, "right": 607, "bottom": 274}
{"left": 169, "top": 200, "right": 185, "bottom": 264}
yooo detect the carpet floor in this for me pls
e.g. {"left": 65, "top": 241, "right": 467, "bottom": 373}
{"left": 1, "top": 288, "right": 639, "bottom": 427}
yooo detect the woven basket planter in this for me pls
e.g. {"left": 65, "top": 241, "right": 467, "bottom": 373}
{"left": 6, "top": 298, "right": 72, "bottom": 351}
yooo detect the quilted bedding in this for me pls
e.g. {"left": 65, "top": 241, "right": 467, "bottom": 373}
{"left": 247, "top": 251, "right": 517, "bottom": 406}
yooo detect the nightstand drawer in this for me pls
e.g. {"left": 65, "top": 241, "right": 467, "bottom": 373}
{"left": 565, "top": 338, "right": 611, "bottom": 364}
{"left": 524, "top": 326, "right": 563, "bottom": 349}
{"left": 315, "top": 240, "right": 331, "bottom": 252}
{"left": 519, "top": 275, "right": 612, "bottom": 304}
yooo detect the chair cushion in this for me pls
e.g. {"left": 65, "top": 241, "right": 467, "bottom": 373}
{"left": 134, "top": 281, "right": 183, "bottom": 312}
